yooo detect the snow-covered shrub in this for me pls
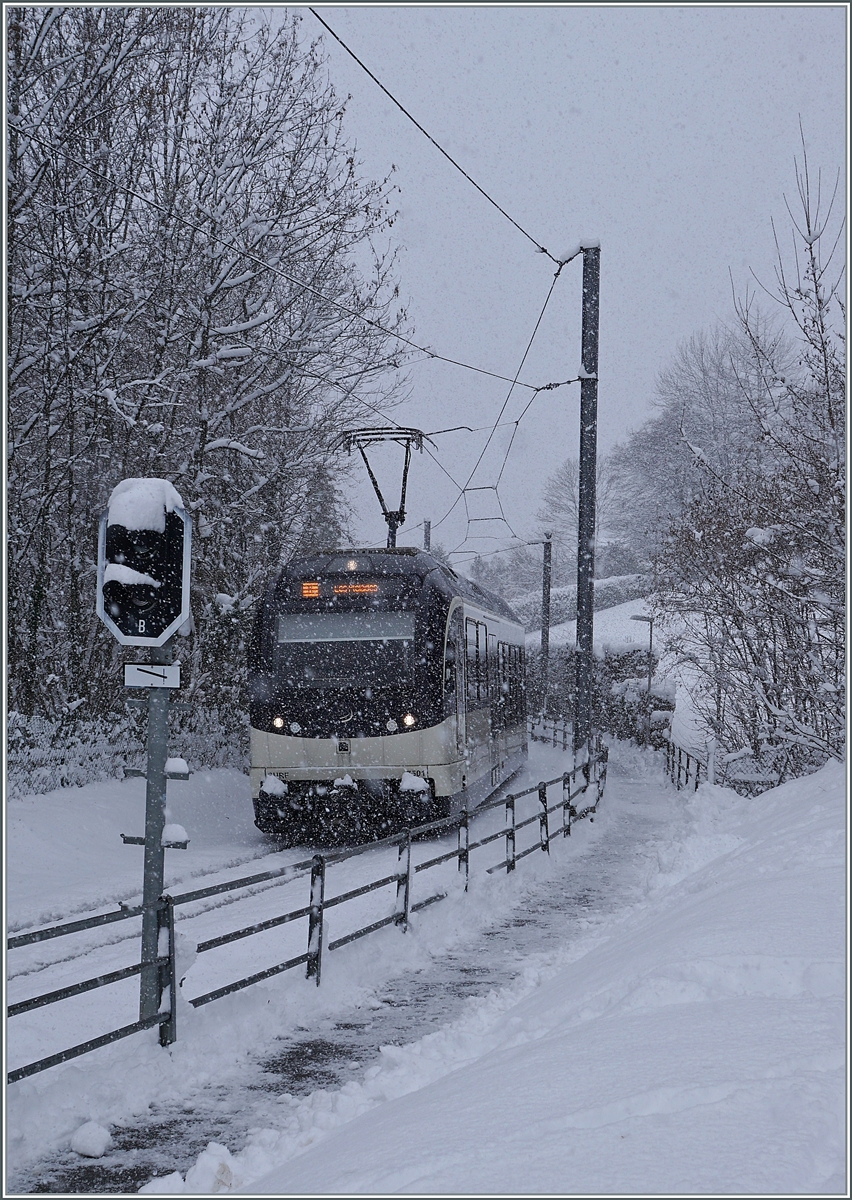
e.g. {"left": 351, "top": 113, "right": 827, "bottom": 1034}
{"left": 654, "top": 146, "right": 844, "bottom": 779}
{"left": 528, "top": 645, "right": 674, "bottom": 745}
{"left": 6, "top": 708, "right": 247, "bottom": 799}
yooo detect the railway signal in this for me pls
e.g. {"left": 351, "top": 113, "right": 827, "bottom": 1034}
{"left": 95, "top": 478, "right": 193, "bottom": 1030}
{"left": 96, "top": 479, "right": 191, "bottom": 646}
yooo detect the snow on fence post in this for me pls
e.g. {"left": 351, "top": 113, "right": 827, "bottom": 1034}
{"left": 306, "top": 856, "right": 325, "bottom": 985}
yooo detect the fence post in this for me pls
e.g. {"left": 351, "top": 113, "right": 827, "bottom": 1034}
{"left": 706, "top": 737, "right": 716, "bottom": 786}
{"left": 538, "top": 782, "right": 550, "bottom": 853}
{"left": 562, "top": 772, "right": 572, "bottom": 836}
{"left": 694, "top": 757, "right": 701, "bottom": 790}
{"left": 306, "top": 855, "right": 325, "bottom": 985}
{"left": 562, "top": 718, "right": 569, "bottom": 752}
{"left": 457, "top": 811, "right": 469, "bottom": 891}
{"left": 157, "top": 895, "right": 177, "bottom": 1046}
{"left": 677, "top": 747, "right": 683, "bottom": 789}
{"left": 588, "top": 740, "right": 599, "bottom": 820}
{"left": 552, "top": 720, "right": 557, "bottom": 748}
{"left": 395, "top": 831, "right": 411, "bottom": 931}
{"left": 597, "top": 742, "right": 609, "bottom": 799}
{"left": 505, "top": 795, "right": 516, "bottom": 872}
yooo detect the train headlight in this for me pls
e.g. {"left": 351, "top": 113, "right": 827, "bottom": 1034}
{"left": 386, "top": 718, "right": 398, "bottom": 732}
{"left": 272, "top": 716, "right": 285, "bottom": 730}
{"left": 402, "top": 712, "right": 416, "bottom": 728}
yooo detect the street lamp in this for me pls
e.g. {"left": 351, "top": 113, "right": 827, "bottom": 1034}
{"left": 630, "top": 615, "right": 654, "bottom": 733}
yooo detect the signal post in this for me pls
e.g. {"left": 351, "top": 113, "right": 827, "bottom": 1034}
{"left": 96, "top": 479, "right": 192, "bottom": 1030}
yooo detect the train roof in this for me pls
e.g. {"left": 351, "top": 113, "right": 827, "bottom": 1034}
{"left": 281, "top": 546, "right": 523, "bottom": 626}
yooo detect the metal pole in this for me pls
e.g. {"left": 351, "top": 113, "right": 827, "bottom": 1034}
{"left": 540, "top": 534, "right": 552, "bottom": 714}
{"left": 647, "top": 617, "right": 654, "bottom": 703}
{"left": 574, "top": 245, "right": 600, "bottom": 757}
{"left": 395, "top": 831, "right": 412, "bottom": 931}
{"left": 157, "top": 896, "right": 177, "bottom": 1046}
{"left": 306, "top": 855, "right": 325, "bottom": 984}
{"left": 505, "top": 795, "right": 516, "bottom": 872}
{"left": 538, "top": 781, "right": 550, "bottom": 853}
{"left": 423, "top": 520, "right": 431, "bottom": 551}
{"left": 457, "top": 811, "right": 469, "bottom": 891}
{"left": 139, "top": 641, "right": 172, "bottom": 1025}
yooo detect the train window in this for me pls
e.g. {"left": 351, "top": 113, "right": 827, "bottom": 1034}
{"left": 487, "top": 633, "right": 498, "bottom": 700}
{"left": 466, "top": 619, "right": 479, "bottom": 702}
{"left": 498, "top": 642, "right": 510, "bottom": 700}
{"left": 277, "top": 612, "right": 414, "bottom": 642}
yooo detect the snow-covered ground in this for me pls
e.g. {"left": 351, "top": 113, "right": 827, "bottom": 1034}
{"left": 526, "top": 596, "right": 655, "bottom": 655}
{"left": 6, "top": 746, "right": 846, "bottom": 1195}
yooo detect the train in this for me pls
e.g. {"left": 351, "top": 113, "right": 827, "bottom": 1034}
{"left": 248, "top": 546, "right": 527, "bottom": 844}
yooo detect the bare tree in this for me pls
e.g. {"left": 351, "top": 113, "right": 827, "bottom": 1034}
{"left": 656, "top": 143, "right": 845, "bottom": 777}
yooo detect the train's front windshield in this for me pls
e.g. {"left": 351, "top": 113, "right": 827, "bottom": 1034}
{"left": 275, "top": 611, "right": 415, "bottom": 688}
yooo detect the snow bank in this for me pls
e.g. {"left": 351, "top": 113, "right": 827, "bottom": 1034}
{"left": 69, "top": 1121, "right": 111, "bottom": 1158}
{"left": 512, "top": 574, "right": 650, "bottom": 632}
{"left": 159, "top": 759, "right": 844, "bottom": 1196}
{"left": 6, "top": 768, "right": 258, "bottom": 928}
{"left": 400, "top": 771, "right": 429, "bottom": 793}
{"left": 8, "top": 750, "right": 844, "bottom": 1195}
{"left": 530, "top": 596, "right": 656, "bottom": 653}
{"left": 107, "top": 478, "right": 184, "bottom": 532}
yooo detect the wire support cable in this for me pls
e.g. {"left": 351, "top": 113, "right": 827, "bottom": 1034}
{"left": 309, "top": 9, "right": 561, "bottom": 265}
{"left": 11, "top": 126, "right": 546, "bottom": 395}
{"left": 430, "top": 263, "right": 567, "bottom": 540}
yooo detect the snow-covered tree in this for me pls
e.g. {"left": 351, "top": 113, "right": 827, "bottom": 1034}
{"left": 7, "top": 7, "right": 408, "bottom": 721}
{"left": 655, "top": 147, "right": 845, "bottom": 777}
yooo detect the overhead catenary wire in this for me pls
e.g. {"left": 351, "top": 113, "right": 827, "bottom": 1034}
{"left": 430, "top": 263, "right": 570, "bottom": 545}
{"left": 14, "top": 101, "right": 584, "bottom": 561}
{"left": 309, "top": 8, "right": 561, "bottom": 266}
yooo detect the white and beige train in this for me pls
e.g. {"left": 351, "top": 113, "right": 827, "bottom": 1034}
{"left": 248, "top": 547, "right": 527, "bottom": 844}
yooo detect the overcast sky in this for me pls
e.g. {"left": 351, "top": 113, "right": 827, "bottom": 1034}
{"left": 289, "top": 4, "right": 846, "bottom": 562}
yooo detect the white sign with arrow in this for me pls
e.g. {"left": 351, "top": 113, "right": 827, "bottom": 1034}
{"left": 124, "top": 663, "right": 181, "bottom": 689}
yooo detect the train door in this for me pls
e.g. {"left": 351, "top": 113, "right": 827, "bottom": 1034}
{"left": 487, "top": 631, "right": 500, "bottom": 786}
{"left": 446, "top": 608, "right": 465, "bottom": 755}
{"left": 496, "top": 640, "right": 510, "bottom": 775}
